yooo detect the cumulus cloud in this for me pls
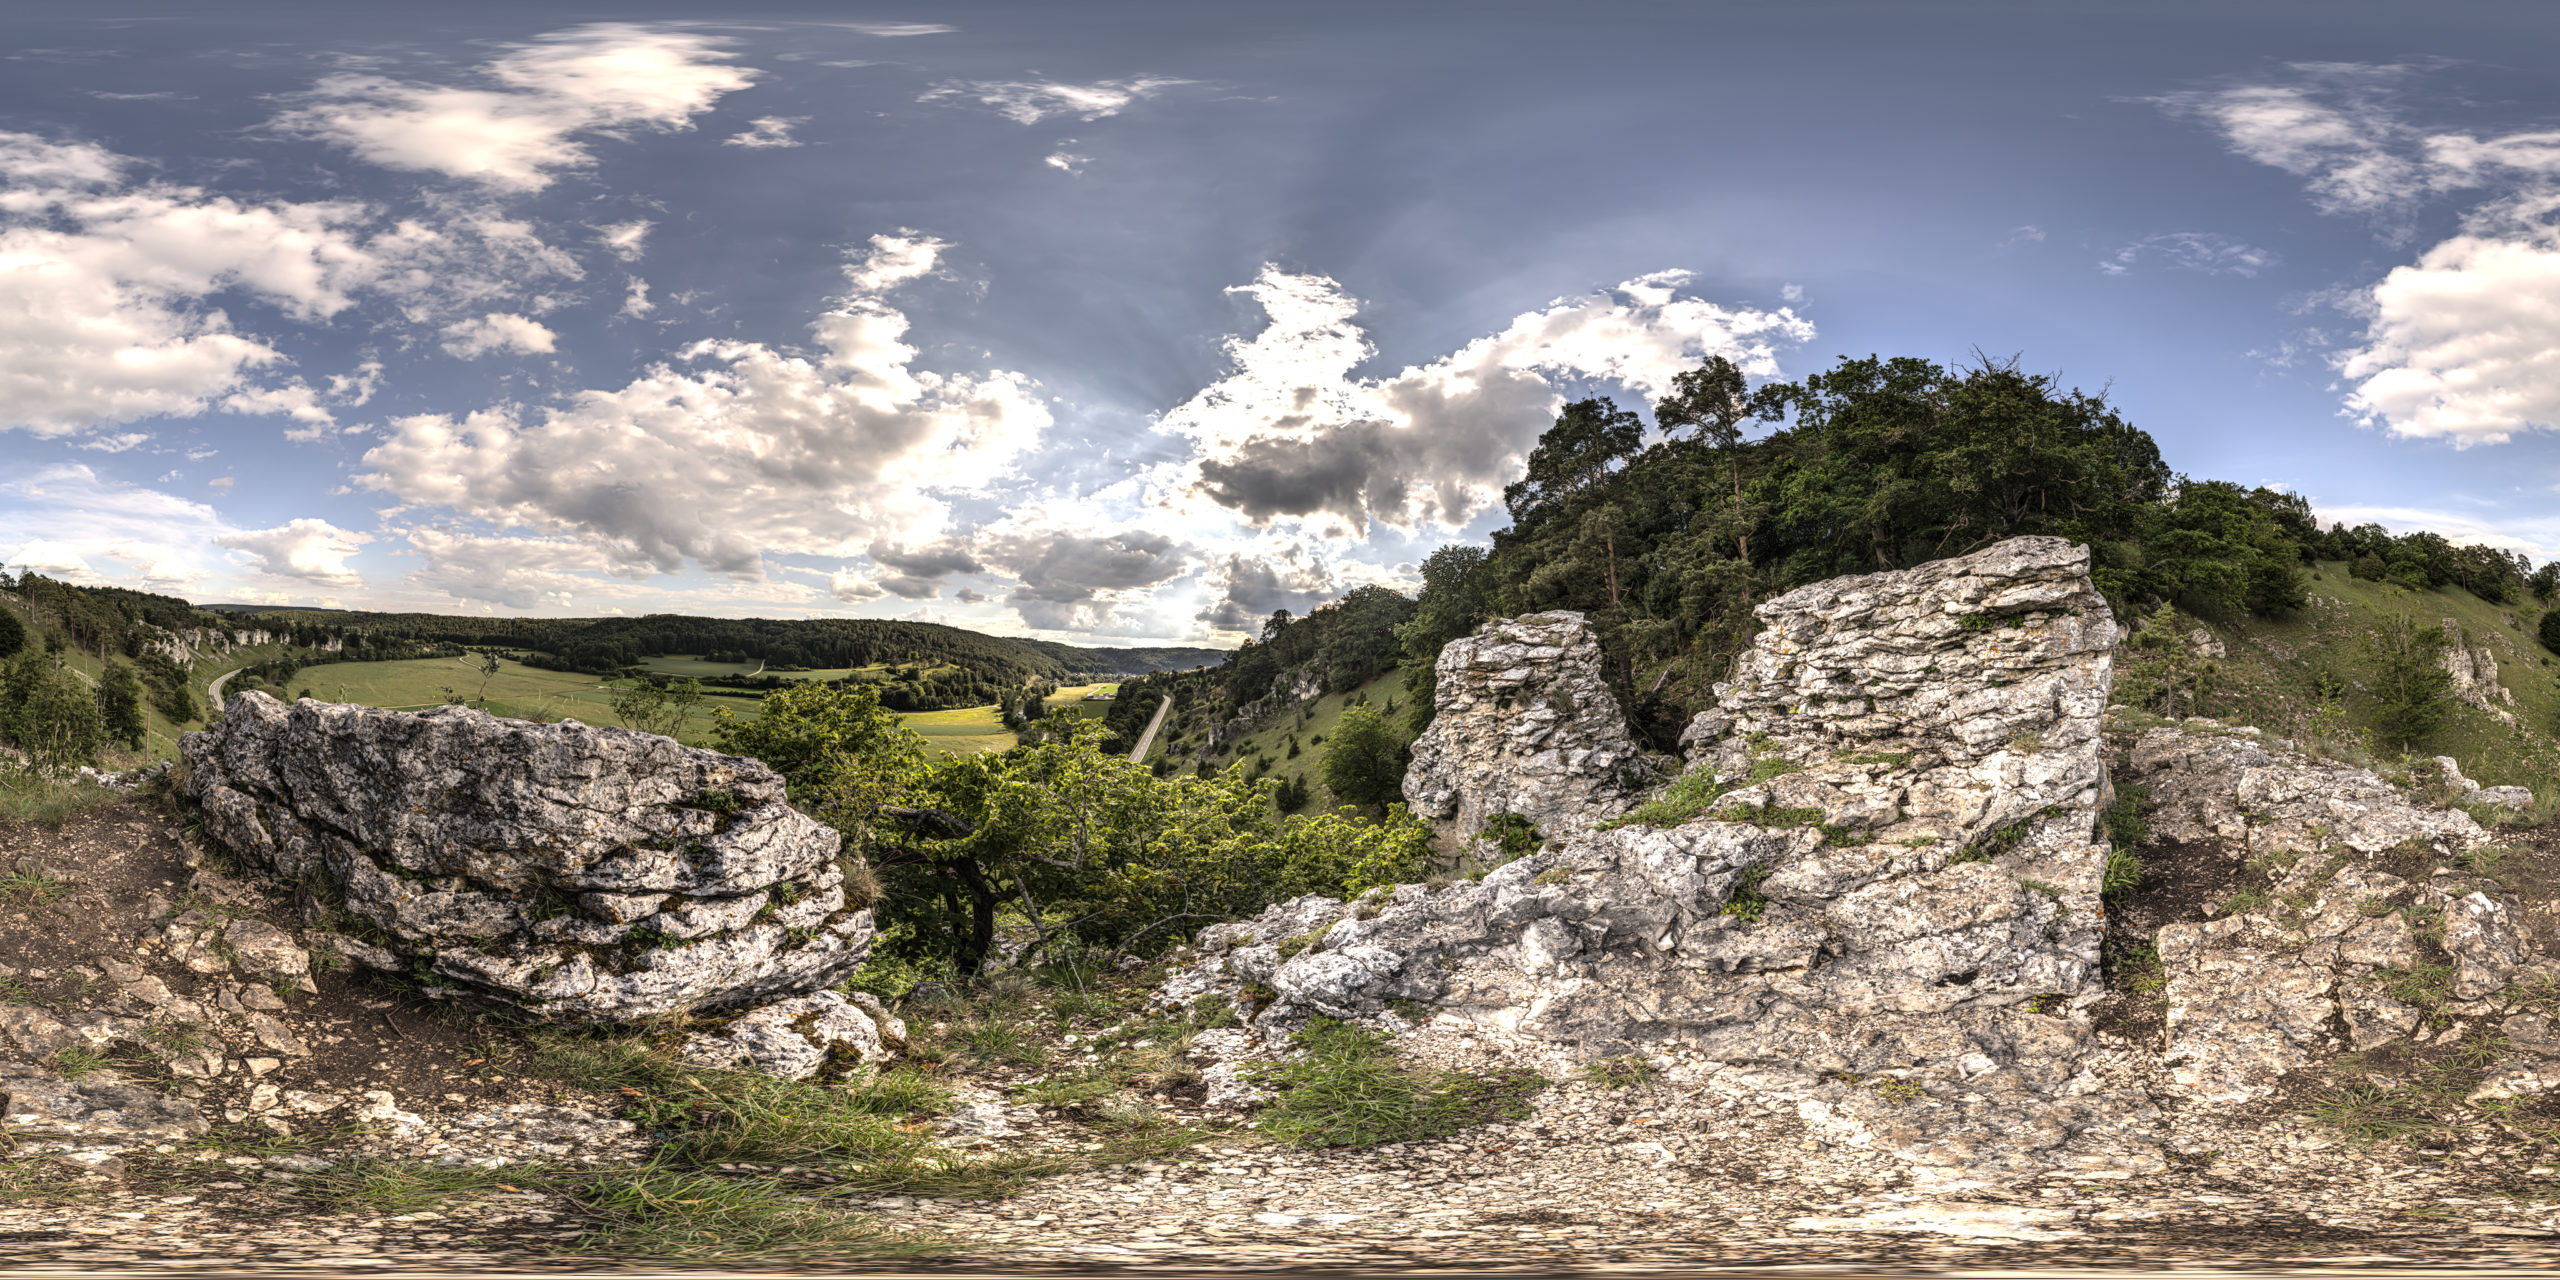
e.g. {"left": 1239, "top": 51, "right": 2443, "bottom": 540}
{"left": 357, "top": 233, "right": 1052, "bottom": 590}
{"left": 920, "top": 76, "right": 1187, "bottom": 125}
{"left": 2164, "top": 65, "right": 2560, "bottom": 447}
{"left": 215, "top": 517, "right": 370, "bottom": 588}
{"left": 828, "top": 570, "right": 886, "bottom": 603}
{"left": 0, "top": 131, "right": 391, "bottom": 439}
{"left": 867, "top": 537, "right": 984, "bottom": 599}
{"left": 1044, "top": 151, "right": 1089, "bottom": 175}
{"left": 1153, "top": 266, "right": 1813, "bottom": 536}
{"left": 1194, "top": 545, "right": 1336, "bottom": 633}
{"left": 2099, "top": 232, "right": 2279, "bottom": 277}
{"left": 725, "top": 116, "right": 804, "bottom": 149}
{"left": 273, "top": 24, "right": 755, "bottom": 191}
{"left": 2339, "top": 232, "right": 2560, "bottom": 446}
{"left": 969, "top": 513, "right": 1193, "bottom": 631}
{"left": 440, "top": 311, "right": 558, "bottom": 358}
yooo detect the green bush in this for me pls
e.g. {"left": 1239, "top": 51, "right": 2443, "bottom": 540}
{"left": 0, "top": 609, "right": 22, "bottom": 660}
{"left": 717, "top": 688, "right": 1429, "bottom": 978}
{"left": 2540, "top": 608, "right": 2560, "bottom": 657}
{"left": 1321, "top": 702, "right": 1408, "bottom": 808}
{"left": 0, "top": 652, "right": 105, "bottom": 778}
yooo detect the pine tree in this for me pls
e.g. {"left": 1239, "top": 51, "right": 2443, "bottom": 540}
{"left": 98, "top": 662, "right": 146, "bottom": 750}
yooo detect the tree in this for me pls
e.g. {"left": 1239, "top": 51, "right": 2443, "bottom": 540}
{"left": 0, "top": 609, "right": 23, "bottom": 660}
{"left": 98, "top": 662, "right": 146, "bottom": 750}
{"left": 4, "top": 659, "right": 105, "bottom": 778}
{"left": 472, "top": 653, "right": 504, "bottom": 705}
{"left": 2364, "top": 612, "right": 2455, "bottom": 749}
{"left": 2539, "top": 609, "right": 2560, "bottom": 657}
{"left": 1500, "top": 397, "right": 1646, "bottom": 528}
{"left": 1654, "top": 354, "right": 1754, "bottom": 565}
{"left": 609, "top": 677, "right": 701, "bottom": 739}
{"left": 1321, "top": 702, "right": 1408, "bottom": 808}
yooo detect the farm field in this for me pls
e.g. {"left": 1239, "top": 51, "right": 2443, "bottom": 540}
{"left": 1044, "top": 682, "right": 1118, "bottom": 719}
{"left": 248, "top": 656, "right": 1025, "bottom": 757}
{"left": 632, "top": 654, "right": 881, "bottom": 682}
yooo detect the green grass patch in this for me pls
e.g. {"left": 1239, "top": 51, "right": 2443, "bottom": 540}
{"left": 1250, "top": 1017, "right": 1546, "bottom": 1148}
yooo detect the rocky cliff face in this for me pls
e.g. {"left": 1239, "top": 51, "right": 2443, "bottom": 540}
{"left": 1159, "top": 538, "right": 2156, "bottom": 1186}
{"left": 183, "top": 692, "right": 875, "bottom": 1024}
{"left": 1400, "top": 611, "right": 1661, "bottom": 847}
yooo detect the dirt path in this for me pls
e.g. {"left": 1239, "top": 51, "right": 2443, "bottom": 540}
{"left": 1128, "top": 694, "right": 1173, "bottom": 762}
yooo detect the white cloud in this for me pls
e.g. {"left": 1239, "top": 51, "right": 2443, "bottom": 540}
{"left": 725, "top": 116, "right": 804, "bottom": 149}
{"left": 838, "top": 22, "right": 955, "bottom": 37}
{"left": 440, "top": 311, "right": 558, "bottom": 359}
{"left": 215, "top": 517, "right": 370, "bottom": 588}
{"left": 0, "top": 132, "right": 390, "bottom": 439}
{"left": 2099, "top": 232, "right": 2279, "bottom": 277}
{"left": 74, "top": 433, "right": 149, "bottom": 453}
{"left": 272, "top": 24, "right": 756, "bottom": 191}
{"left": 620, "top": 276, "right": 653, "bottom": 317}
{"left": 1997, "top": 225, "right": 2045, "bottom": 247}
{"left": 1152, "top": 266, "right": 1814, "bottom": 536}
{"left": 0, "top": 463, "right": 262, "bottom": 591}
{"left": 840, "top": 230, "right": 943, "bottom": 292}
{"left": 357, "top": 233, "right": 1052, "bottom": 587}
{"left": 596, "top": 219, "right": 651, "bottom": 261}
{"left": 920, "top": 77, "right": 1187, "bottom": 125}
{"left": 2339, "top": 232, "right": 2560, "bottom": 446}
{"left": 402, "top": 527, "right": 613, "bottom": 610}
{"left": 1044, "top": 152, "right": 1089, "bottom": 175}
{"left": 2164, "top": 65, "right": 2560, "bottom": 447}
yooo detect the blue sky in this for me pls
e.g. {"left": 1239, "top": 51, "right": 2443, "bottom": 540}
{"left": 5, "top": 1, "right": 2560, "bottom": 644}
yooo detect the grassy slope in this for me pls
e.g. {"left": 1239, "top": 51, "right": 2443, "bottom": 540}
{"left": 1167, "top": 668, "right": 1411, "bottom": 813}
{"left": 2194, "top": 560, "right": 2560, "bottom": 794}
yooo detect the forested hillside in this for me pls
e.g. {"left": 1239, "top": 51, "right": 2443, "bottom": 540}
{"left": 1138, "top": 353, "right": 2560, "bottom": 806}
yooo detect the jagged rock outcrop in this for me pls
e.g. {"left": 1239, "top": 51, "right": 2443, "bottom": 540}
{"left": 2439, "top": 620, "right": 2516, "bottom": 724}
{"left": 2116, "top": 721, "right": 2549, "bottom": 1103}
{"left": 1401, "top": 612, "right": 1661, "bottom": 846}
{"left": 183, "top": 693, "right": 874, "bottom": 1025}
{"left": 1160, "top": 538, "right": 2154, "bottom": 1186}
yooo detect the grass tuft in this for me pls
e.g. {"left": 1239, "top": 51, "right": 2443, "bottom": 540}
{"left": 1250, "top": 1017, "right": 1545, "bottom": 1149}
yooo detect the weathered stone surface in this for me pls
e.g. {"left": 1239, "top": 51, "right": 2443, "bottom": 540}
{"left": 1, "top": 1061, "right": 207, "bottom": 1164}
{"left": 221, "top": 918, "right": 310, "bottom": 980}
{"left": 1163, "top": 538, "right": 2148, "bottom": 1186}
{"left": 1401, "top": 611, "right": 1662, "bottom": 848}
{"left": 680, "top": 990, "right": 904, "bottom": 1080}
{"left": 183, "top": 692, "right": 874, "bottom": 1024}
{"left": 2119, "top": 720, "right": 2532, "bottom": 1103}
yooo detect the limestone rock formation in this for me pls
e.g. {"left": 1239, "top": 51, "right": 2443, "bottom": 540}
{"left": 2116, "top": 721, "right": 2545, "bottom": 1103}
{"left": 1401, "top": 611, "right": 1662, "bottom": 847}
{"left": 2439, "top": 621, "right": 2517, "bottom": 725}
{"left": 681, "top": 990, "right": 905, "bottom": 1080}
{"left": 183, "top": 693, "right": 874, "bottom": 1024}
{"left": 1160, "top": 538, "right": 2152, "bottom": 1185}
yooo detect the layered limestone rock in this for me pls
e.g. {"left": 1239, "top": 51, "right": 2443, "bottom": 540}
{"left": 1160, "top": 538, "right": 2153, "bottom": 1186}
{"left": 2439, "top": 621, "right": 2517, "bottom": 725}
{"left": 2117, "top": 721, "right": 2548, "bottom": 1103}
{"left": 183, "top": 693, "right": 874, "bottom": 1025}
{"left": 1401, "top": 611, "right": 1662, "bottom": 846}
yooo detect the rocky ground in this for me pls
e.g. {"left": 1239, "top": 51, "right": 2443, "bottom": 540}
{"left": 5, "top": 802, "right": 2560, "bottom": 1272}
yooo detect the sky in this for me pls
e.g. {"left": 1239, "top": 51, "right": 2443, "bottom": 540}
{"left": 5, "top": 1, "right": 2560, "bottom": 646}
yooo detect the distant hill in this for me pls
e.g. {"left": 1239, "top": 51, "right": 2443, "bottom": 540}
{"left": 212, "top": 607, "right": 1225, "bottom": 682}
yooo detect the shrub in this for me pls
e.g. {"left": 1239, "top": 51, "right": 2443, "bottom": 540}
{"left": 1, "top": 654, "right": 106, "bottom": 778}
{"left": 2363, "top": 612, "right": 2454, "bottom": 749}
{"left": 1321, "top": 703, "right": 1409, "bottom": 808}
{"left": 0, "top": 609, "right": 22, "bottom": 660}
{"left": 2540, "top": 608, "right": 2560, "bottom": 657}
{"left": 98, "top": 662, "right": 146, "bottom": 750}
